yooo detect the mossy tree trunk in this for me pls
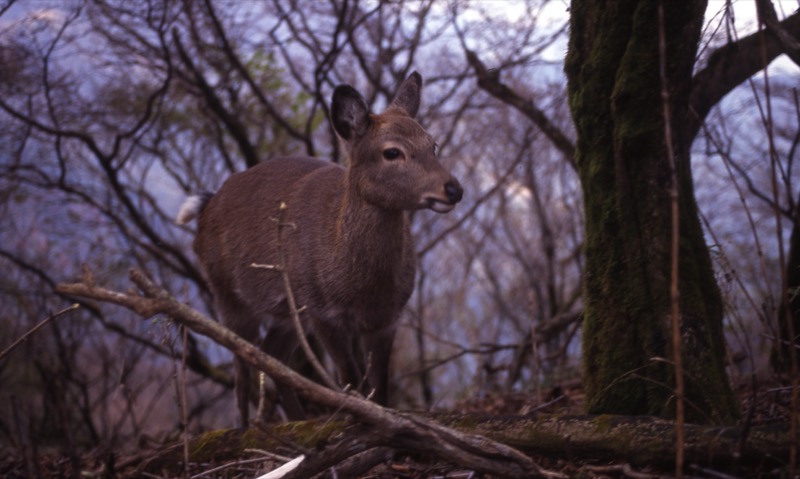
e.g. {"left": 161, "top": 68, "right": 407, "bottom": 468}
{"left": 565, "top": 0, "right": 739, "bottom": 424}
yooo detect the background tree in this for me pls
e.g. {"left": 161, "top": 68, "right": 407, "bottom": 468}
{"left": 565, "top": 0, "right": 738, "bottom": 423}
{"left": 467, "top": 0, "right": 799, "bottom": 424}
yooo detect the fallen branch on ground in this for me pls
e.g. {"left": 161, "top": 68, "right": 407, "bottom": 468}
{"left": 56, "top": 267, "right": 562, "bottom": 479}
{"left": 134, "top": 412, "right": 796, "bottom": 477}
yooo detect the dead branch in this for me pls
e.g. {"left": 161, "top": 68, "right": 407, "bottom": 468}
{"left": 56, "top": 267, "right": 563, "bottom": 479}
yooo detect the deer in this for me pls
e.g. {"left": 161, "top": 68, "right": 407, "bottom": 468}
{"left": 176, "top": 72, "right": 463, "bottom": 426}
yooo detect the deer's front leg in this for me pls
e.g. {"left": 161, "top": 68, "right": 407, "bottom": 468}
{"left": 363, "top": 326, "right": 396, "bottom": 406}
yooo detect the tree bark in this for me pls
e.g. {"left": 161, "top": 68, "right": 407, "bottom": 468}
{"left": 565, "top": 0, "right": 738, "bottom": 423}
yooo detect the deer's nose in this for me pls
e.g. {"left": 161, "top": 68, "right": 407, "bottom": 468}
{"left": 445, "top": 180, "right": 463, "bottom": 204}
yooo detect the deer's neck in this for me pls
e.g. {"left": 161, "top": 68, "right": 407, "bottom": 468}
{"left": 332, "top": 185, "right": 410, "bottom": 287}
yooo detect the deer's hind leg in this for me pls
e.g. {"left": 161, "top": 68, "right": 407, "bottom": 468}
{"left": 261, "top": 321, "right": 304, "bottom": 420}
{"left": 216, "top": 297, "right": 262, "bottom": 428}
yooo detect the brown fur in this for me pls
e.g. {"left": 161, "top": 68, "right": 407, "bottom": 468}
{"left": 179, "top": 72, "right": 462, "bottom": 426}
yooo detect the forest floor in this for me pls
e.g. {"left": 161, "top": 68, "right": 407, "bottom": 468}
{"left": 1, "top": 376, "right": 796, "bottom": 478}
{"left": 354, "top": 376, "right": 795, "bottom": 479}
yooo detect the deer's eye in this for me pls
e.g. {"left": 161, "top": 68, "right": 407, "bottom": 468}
{"left": 382, "top": 148, "right": 403, "bottom": 160}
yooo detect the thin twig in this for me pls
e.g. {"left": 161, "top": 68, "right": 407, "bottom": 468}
{"left": 244, "top": 448, "right": 294, "bottom": 463}
{"left": 0, "top": 303, "right": 80, "bottom": 361}
{"left": 190, "top": 456, "right": 280, "bottom": 479}
{"left": 181, "top": 325, "right": 190, "bottom": 478}
{"left": 688, "top": 464, "right": 741, "bottom": 479}
{"left": 584, "top": 463, "right": 671, "bottom": 479}
{"left": 756, "top": 3, "right": 799, "bottom": 473}
{"left": 163, "top": 321, "right": 190, "bottom": 477}
{"left": 251, "top": 201, "right": 339, "bottom": 391}
{"left": 658, "top": 2, "right": 684, "bottom": 476}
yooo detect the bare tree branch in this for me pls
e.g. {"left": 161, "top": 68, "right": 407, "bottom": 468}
{"left": 688, "top": 8, "right": 800, "bottom": 141}
{"left": 464, "top": 49, "right": 576, "bottom": 167}
{"left": 200, "top": 0, "right": 314, "bottom": 155}
{"left": 757, "top": 0, "right": 800, "bottom": 66}
{"left": 172, "top": 28, "right": 260, "bottom": 169}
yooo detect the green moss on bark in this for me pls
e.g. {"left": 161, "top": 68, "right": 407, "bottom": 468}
{"left": 566, "top": 0, "right": 738, "bottom": 424}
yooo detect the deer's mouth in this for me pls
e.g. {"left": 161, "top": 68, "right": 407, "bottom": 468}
{"left": 424, "top": 197, "right": 457, "bottom": 213}
{"left": 422, "top": 180, "right": 462, "bottom": 213}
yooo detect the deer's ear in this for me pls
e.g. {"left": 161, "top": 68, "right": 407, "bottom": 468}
{"left": 331, "top": 85, "right": 371, "bottom": 141}
{"left": 389, "top": 71, "right": 421, "bottom": 118}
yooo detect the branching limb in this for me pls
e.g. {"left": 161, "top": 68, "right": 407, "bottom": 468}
{"left": 463, "top": 49, "right": 576, "bottom": 167}
{"left": 756, "top": 0, "right": 800, "bottom": 67}
{"left": 689, "top": 7, "right": 800, "bottom": 141}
